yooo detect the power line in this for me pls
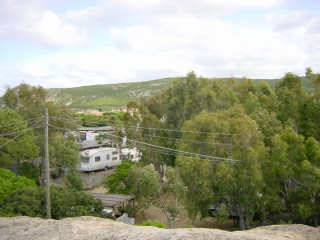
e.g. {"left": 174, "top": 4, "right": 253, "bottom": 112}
{"left": 48, "top": 124, "right": 240, "bottom": 162}
{"left": 132, "top": 132, "right": 246, "bottom": 147}
{"left": 0, "top": 118, "right": 44, "bottom": 137}
{"left": 0, "top": 117, "right": 43, "bottom": 128}
{"left": 0, "top": 119, "right": 43, "bottom": 149}
{"left": 49, "top": 116, "right": 265, "bottom": 139}
{"left": 105, "top": 132, "right": 240, "bottom": 162}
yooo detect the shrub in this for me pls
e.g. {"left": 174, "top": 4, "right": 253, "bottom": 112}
{"left": 66, "top": 173, "right": 83, "bottom": 191}
{"left": 0, "top": 185, "right": 105, "bottom": 219}
{"left": 142, "top": 220, "right": 166, "bottom": 228}
{"left": 0, "top": 168, "right": 36, "bottom": 202}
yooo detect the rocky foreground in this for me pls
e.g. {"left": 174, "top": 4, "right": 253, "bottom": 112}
{"left": 0, "top": 216, "right": 319, "bottom": 240}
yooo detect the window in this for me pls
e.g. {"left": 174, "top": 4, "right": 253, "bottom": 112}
{"left": 95, "top": 156, "right": 101, "bottom": 162}
{"left": 112, "top": 151, "right": 118, "bottom": 155}
{"left": 80, "top": 156, "right": 89, "bottom": 163}
{"left": 106, "top": 154, "right": 110, "bottom": 160}
{"left": 112, "top": 156, "right": 118, "bottom": 161}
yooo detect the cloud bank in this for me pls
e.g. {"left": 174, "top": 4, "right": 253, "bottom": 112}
{"left": 0, "top": 0, "right": 319, "bottom": 93}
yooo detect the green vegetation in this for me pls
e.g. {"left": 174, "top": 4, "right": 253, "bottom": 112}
{"left": 105, "top": 163, "right": 186, "bottom": 228}
{"left": 0, "top": 184, "right": 105, "bottom": 219}
{"left": 104, "top": 161, "right": 134, "bottom": 194}
{"left": 142, "top": 219, "right": 166, "bottom": 228}
{"left": 102, "top": 69, "right": 320, "bottom": 229}
{"left": 0, "top": 168, "right": 36, "bottom": 202}
{"left": 66, "top": 173, "right": 83, "bottom": 191}
{"left": 43, "top": 77, "right": 314, "bottom": 109}
{"left": 0, "top": 109, "right": 39, "bottom": 167}
{"left": 2, "top": 83, "right": 79, "bottom": 184}
{"left": 2, "top": 69, "right": 320, "bottom": 230}
{"left": 75, "top": 112, "right": 125, "bottom": 127}
{"left": 47, "top": 78, "right": 172, "bottom": 109}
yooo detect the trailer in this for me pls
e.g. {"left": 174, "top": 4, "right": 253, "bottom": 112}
{"left": 79, "top": 147, "right": 121, "bottom": 172}
{"left": 120, "top": 148, "right": 141, "bottom": 162}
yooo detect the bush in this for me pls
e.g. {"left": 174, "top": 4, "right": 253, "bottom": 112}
{"left": 184, "top": 225, "right": 195, "bottom": 228}
{"left": 19, "top": 162, "right": 40, "bottom": 184}
{"left": 104, "top": 161, "right": 134, "bottom": 194}
{"left": 66, "top": 173, "right": 83, "bottom": 191}
{"left": 142, "top": 220, "right": 166, "bottom": 228}
{"left": 0, "top": 185, "right": 106, "bottom": 219}
{"left": 278, "top": 219, "right": 293, "bottom": 225}
{"left": 0, "top": 168, "right": 36, "bottom": 202}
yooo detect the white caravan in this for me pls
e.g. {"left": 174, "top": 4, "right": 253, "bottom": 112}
{"left": 120, "top": 148, "right": 141, "bottom": 162}
{"left": 79, "top": 147, "right": 121, "bottom": 172}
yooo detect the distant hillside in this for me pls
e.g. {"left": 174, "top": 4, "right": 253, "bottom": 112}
{"left": 47, "top": 78, "right": 173, "bottom": 109}
{"left": 1, "top": 76, "right": 313, "bottom": 109}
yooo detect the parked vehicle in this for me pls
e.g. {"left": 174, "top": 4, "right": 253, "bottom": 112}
{"left": 78, "top": 147, "right": 121, "bottom": 172}
{"left": 120, "top": 148, "right": 141, "bottom": 162}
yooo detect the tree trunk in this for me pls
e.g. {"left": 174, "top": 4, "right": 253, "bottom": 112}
{"left": 314, "top": 216, "right": 318, "bottom": 227}
{"left": 280, "top": 191, "right": 292, "bottom": 213}
{"left": 239, "top": 213, "right": 245, "bottom": 230}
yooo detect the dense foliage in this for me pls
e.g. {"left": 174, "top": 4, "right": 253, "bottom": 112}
{"left": 2, "top": 83, "right": 79, "bottom": 184}
{"left": 0, "top": 109, "right": 39, "bottom": 167}
{"left": 112, "top": 69, "right": 320, "bottom": 229}
{"left": 0, "top": 168, "right": 36, "bottom": 202}
{"left": 0, "top": 185, "right": 105, "bottom": 219}
{"left": 2, "top": 69, "right": 320, "bottom": 229}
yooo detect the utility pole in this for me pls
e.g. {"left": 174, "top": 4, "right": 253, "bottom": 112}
{"left": 44, "top": 108, "right": 51, "bottom": 219}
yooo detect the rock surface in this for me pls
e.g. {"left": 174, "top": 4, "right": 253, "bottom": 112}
{"left": 0, "top": 216, "right": 319, "bottom": 240}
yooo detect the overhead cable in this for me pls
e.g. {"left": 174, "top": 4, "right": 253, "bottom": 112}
{"left": 49, "top": 116, "right": 264, "bottom": 138}
{"left": 105, "top": 132, "right": 240, "bottom": 162}
{"left": 0, "top": 117, "right": 43, "bottom": 128}
{"left": 0, "top": 119, "right": 43, "bottom": 149}
{"left": 0, "top": 118, "right": 44, "bottom": 137}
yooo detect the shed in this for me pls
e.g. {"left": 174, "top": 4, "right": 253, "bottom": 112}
{"left": 89, "top": 193, "right": 135, "bottom": 216}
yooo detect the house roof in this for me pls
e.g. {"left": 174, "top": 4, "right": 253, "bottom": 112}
{"left": 89, "top": 193, "right": 134, "bottom": 207}
{"left": 77, "top": 126, "right": 114, "bottom": 132}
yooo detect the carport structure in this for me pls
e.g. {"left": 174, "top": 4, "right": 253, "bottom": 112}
{"left": 89, "top": 193, "right": 135, "bottom": 217}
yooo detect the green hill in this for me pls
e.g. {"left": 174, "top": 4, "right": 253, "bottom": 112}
{"left": 47, "top": 78, "right": 173, "bottom": 109}
{"left": 1, "top": 76, "right": 313, "bottom": 110}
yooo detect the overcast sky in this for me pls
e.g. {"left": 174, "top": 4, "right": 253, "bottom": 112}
{"left": 0, "top": 0, "right": 319, "bottom": 95}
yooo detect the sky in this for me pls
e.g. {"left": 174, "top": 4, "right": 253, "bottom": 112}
{"left": 0, "top": 0, "right": 319, "bottom": 95}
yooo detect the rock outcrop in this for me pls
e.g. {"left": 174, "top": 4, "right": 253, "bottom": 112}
{"left": 1, "top": 216, "right": 319, "bottom": 240}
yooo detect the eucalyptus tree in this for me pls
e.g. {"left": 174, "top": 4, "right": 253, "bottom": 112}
{"left": 176, "top": 105, "right": 267, "bottom": 229}
{"left": 0, "top": 109, "right": 39, "bottom": 167}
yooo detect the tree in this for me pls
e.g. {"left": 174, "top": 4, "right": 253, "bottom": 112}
{"left": 49, "top": 132, "right": 79, "bottom": 177}
{"left": 177, "top": 105, "right": 267, "bottom": 229}
{"left": 176, "top": 157, "right": 214, "bottom": 220}
{"left": 127, "top": 165, "right": 160, "bottom": 210}
{"left": 3, "top": 83, "right": 46, "bottom": 120}
{"left": 275, "top": 72, "right": 306, "bottom": 131}
{"left": 153, "top": 166, "right": 186, "bottom": 228}
{"left": 0, "top": 168, "right": 36, "bottom": 202}
{"left": 0, "top": 109, "right": 39, "bottom": 167}
{"left": 256, "top": 81, "right": 278, "bottom": 113}
{"left": 0, "top": 185, "right": 105, "bottom": 219}
{"left": 104, "top": 161, "right": 134, "bottom": 194}
{"left": 3, "top": 84, "right": 78, "bottom": 184}
{"left": 262, "top": 127, "right": 307, "bottom": 217}
{"left": 127, "top": 165, "right": 186, "bottom": 228}
{"left": 215, "top": 148, "right": 265, "bottom": 230}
